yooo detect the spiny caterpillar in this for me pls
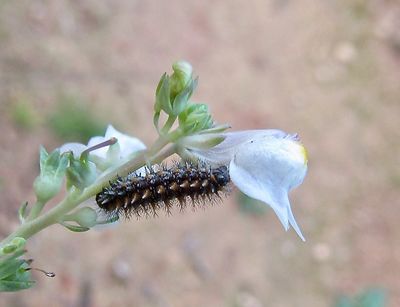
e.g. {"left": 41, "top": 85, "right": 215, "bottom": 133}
{"left": 95, "top": 162, "right": 231, "bottom": 219}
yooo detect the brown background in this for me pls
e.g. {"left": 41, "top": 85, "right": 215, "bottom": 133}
{"left": 0, "top": 0, "right": 399, "bottom": 306}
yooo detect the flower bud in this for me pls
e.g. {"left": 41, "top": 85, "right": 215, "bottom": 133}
{"left": 154, "top": 61, "right": 197, "bottom": 123}
{"left": 66, "top": 154, "right": 97, "bottom": 190}
{"left": 170, "top": 61, "right": 193, "bottom": 100}
{"left": 68, "top": 207, "right": 98, "bottom": 228}
{"left": 178, "top": 103, "right": 213, "bottom": 134}
{"left": 0, "top": 237, "right": 26, "bottom": 255}
{"left": 34, "top": 147, "right": 68, "bottom": 203}
{"left": 34, "top": 176, "right": 62, "bottom": 203}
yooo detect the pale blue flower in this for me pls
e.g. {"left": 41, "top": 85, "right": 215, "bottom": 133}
{"left": 187, "top": 130, "right": 308, "bottom": 241}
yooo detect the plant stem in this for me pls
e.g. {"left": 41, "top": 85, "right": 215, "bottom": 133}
{"left": 0, "top": 143, "right": 178, "bottom": 246}
{"left": 161, "top": 115, "right": 177, "bottom": 135}
{"left": 25, "top": 200, "right": 45, "bottom": 222}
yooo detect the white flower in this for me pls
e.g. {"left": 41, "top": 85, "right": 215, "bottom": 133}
{"left": 59, "top": 125, "right": 146, "bottom": 166}
{"left": 187, "top": 130, "right": 308, "bottom": 241}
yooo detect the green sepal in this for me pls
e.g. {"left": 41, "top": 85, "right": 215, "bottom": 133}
{"left": 179, "top": 134, "right": 225, "bottom": 150}
{"left": 66, "top": 152, "right": 97, "bottom": 190}
{"left": 0, "top": 244, "right": 34, "bottom": 292}
{"left": 170, "top": 61, "right": 193, "bottom": 99}
{"left": 59, "top": 221, "right": 90, "bottom": 232}
{"left": 96, "top": 214, "right": 119, "bottom": 225}
{"left": 198, "top": 124, "right": 231, "bottom": 135}
{"left": 18, "top": 202, "right": 29, "bottom": 223}
{"left": 154, "top": 73, "right": 173, "bottom": 115}
{"left": 0, "top": 259, "right": 25, "bottom": 280}
{"left": 171, "top": 77, "right": 198, "bottom": 116}
{"left": 154, "top": 62, "right": 197, "bottom": 119}
{"left": 34, "top": 147, "right": 69, "bottom": 203}
{"left": 39, "top": 147, "right": 69, "bottom": 178}
{"left": 62, "top": 207, "right": 98, "bottom": 228}
{"left": 153, "top": 111, "right": 161, "bottom": 132}
{"left": 1, "top": 260, "right": 34, "bottom": 292}
{"left": 178, "top": 103, "right": 213, "bottom": 134}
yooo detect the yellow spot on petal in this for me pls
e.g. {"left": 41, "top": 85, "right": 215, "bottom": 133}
{"left": 299, "top": 144, "right": 308, "bottom": 164}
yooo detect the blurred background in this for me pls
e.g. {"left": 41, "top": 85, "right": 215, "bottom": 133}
{"left": 0, "top": 0, "right": 399, "bottom": 306}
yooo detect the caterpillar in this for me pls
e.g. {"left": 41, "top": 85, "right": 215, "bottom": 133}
{"left": 95, "top": 162, "right": 231, "bottom": 219}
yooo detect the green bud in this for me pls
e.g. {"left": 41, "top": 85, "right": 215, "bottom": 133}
{"left": 9, "top": 238, "right": 26, "bottom": 250}
{"left": 66, "top": 153, "right": 97, "bottom": 190}
{"left": 1, "top": 245, "right": 18, "bottom": 255}
{"left": 170, "top": 61, "right": 193, "bottom": 99}
{"left": 34, "top": 147, "right": 68, "bottom": 203}
{"left": 69, "top": 207, "right": 98, "bottom": 228}
{"left": 171, "top": 77, "right": 198, "bottom": 116}
{"left": 153, "top": 61, "right": 197, "bottom": 123}
{"left": 33, "top": 176, "right": 61, "bottom": 203}
{"left": 0, "top": 238, "right": 25, "bottom": 256}
{"left": 178, "top": 103, "right": 213, "bottom": 134}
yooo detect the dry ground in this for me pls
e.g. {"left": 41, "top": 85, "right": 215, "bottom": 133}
{"left": 0, "top": 0, "right": 400, "bottom": 306}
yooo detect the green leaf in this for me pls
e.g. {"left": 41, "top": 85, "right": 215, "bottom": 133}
{"left": 0, "top": 257, "right": 35, "bottom": 292}
{"left": 0, "top": 259, "right": 24, "bottom": 280}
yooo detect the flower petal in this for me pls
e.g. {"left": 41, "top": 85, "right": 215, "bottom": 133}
{"left": 87, "top": 136, "right": 109, "bottom": 158}
{"left": 229, "top": 135, "right": 307, "bottom": 240}
{"left": 85, "top": 125, "right": 147, "bottom": 160}
{"left": 104, "top": 125, "right": 146, "bottom": 159}
{"left": 59, "top": 143, "right": 87, "bottom": 158}
{"left": 189, "top": 129, "right": 287, "bottom": 165}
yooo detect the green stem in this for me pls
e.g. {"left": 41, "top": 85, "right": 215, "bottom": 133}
{"left": 160, "top": 115, "right": 177, "bottom": 135}
{"left": 1, "top": 143, "right": 178, "bottom": 246}
{"left": 25, "top": 200, "right": 45, "bottom": 222}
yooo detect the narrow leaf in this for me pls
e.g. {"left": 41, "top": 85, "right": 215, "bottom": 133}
{"left": 18, "top": 202, "right": 29, "bottom": 223}
{"left": 59, "top": 221, "right": 90, "bottom": 232}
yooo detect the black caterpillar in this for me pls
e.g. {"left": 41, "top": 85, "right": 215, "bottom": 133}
{"left": 95, "top": 162, "right": 230, "bottom": 218}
